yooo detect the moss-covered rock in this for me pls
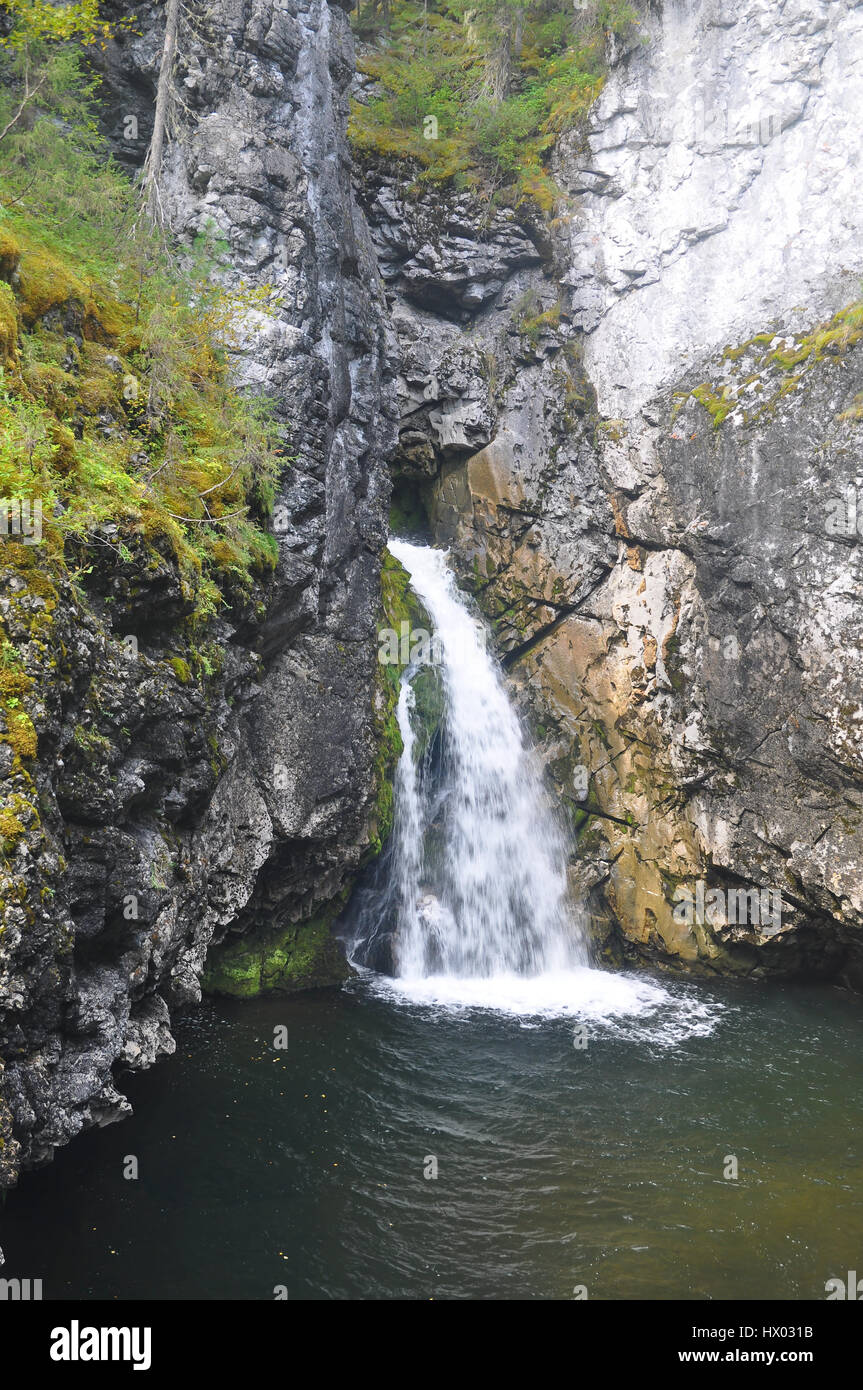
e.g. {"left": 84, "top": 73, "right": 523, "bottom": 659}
{"left": 678, "top": 300, "right": 863, "bottom": 433}
{"left": 411, "top": 660, "right": 445, "bottom": 763}
{"left": 201, "top": 906, "right": 351, "bottom": 997}
{"left": 0, "top": 281, "right": 19, "bottom": 366}
{"left": 371, "top": 548, "right": 444, "bottom": 853}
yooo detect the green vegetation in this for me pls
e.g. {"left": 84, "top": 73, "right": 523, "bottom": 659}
{"left": 681, "top": 300, "right": 863, "bottom": 432}
{"left": 71, "top": 723, "right": 112, "bottom": 764}
{"left": 371, "top": 549, "right": 444, "bottom": 856}
{"left": 0, "top": 790, "right": 35, "bottom": 853}
{"left": 349, "top": 0, "right": 640, "bottom": 209}
{"left": 839, "top": 390, "right": 863, "bottom": 423}
{"left": 372, "top": 550, "right": 411, "bottom": 852}
{"left": 201, "top": 899, "right": 352, "bottom": 997}
{"left": 0, "top": 0, "right": 287, "bottom": 633}
{"left": 512, "top": 286, "right": 561, "bottom": 343}
{"left": 691, "top": 382, "right": 736, "bottom": 430}
{"left": 767, "top": 303, "right": 863, "bottom": 371}
{"left": 594, "top": 415, "right": 626, "bottom": 442}
{"left": 167, "top": 655, "right": 192, "bottom": 684}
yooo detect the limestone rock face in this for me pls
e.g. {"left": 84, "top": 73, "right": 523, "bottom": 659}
{"left": 556, "top": 0, "right": 863, "bottom": 419}
{"left": 0, "top": 0, "right": 398, "bottom": 1186}
{"left": 357, "top": 170, "right": 544, "bottom": 320}
{"left": 362, "top": 0, "right": 863, "bottom": 988}
{"left": 4, "top": 0, "right": 863, "bottom": 1191}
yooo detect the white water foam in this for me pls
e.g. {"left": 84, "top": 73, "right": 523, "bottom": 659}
{"left": 362, "top": 540, "right": 724, "bottom": 1040}
{"left": 357, "top": 965, "right": 722, "bottom": 1043}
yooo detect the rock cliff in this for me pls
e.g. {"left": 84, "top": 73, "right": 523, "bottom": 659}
{"left": 357, "top": 0, "right": 863, "bottom": 986}
{"left": 3, "top": 0, "right": 863, "bottom": 1190}
{"left": 0, "top": 0, "right": 398, "bottom": 1186}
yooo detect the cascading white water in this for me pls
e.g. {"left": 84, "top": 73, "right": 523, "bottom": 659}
{"left": 389, "top": 540, "right": 588, "bottom": 982}
{"left": 390, "top": 680, "right": 425, "bottom": 965}
{"left": 357, "top": 540, "right": 723, "bottom": 1031}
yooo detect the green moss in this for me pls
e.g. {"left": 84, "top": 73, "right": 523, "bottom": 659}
{"left": 768, "top": 303, "right": 863, "bottom": 370}
{"left": 206, "top": 726, "right": 228, "bottom": 780}
{"left": 14, "top": 238, "right": 85, "bottom": 327}
{"left": 411, "top": 662, "right": 445, "bottom": 762}
{"left": 370, "top": 700, "right": 403, "bottom": 855}
{"left": 721, "top": 332, "right": 775, "bottom": 363}
{"left": 0, "top": 667, "right": 31, "bottom": 703}
{"left": 691, "top": 382, "right": 736, "bottom": 429}
{"left": 168, "top": 656, "right": 192, "bottom": 684}
{"left": 75, "top": 365, "right": 122, "bottom": 416}
{"left": 72, "top": 724, "right": 112, "bottom": 764}
{"left": 21, "top": 359, "right": 75, "bottom": 412}
{"left": 369, "top": 548, "right": 444, "bottom": 857}
{"left": 0, "top": 226, "right": 20, "bottom": 279}
{"left": 594, "top": 417, "right": 627, "bottom": 443}
{"left": 1, "top": 540, "right": 59, "bottom": 626}
{"left": 0, "top": 792, "right": 38, "bottom": 856}
{"left": 0, "top": 639, "right": 38, "bottom": 772}
{"left": 513, "top": 290, "right": 562, "bottom": 345}
{"left": 0, "top": 198, "right": 286, "bottom": 636}
{"left": 1, "top": 707, "right": 37, "bottom": 762}
{"left": 201, "top": 896, "right": 351, "bottom": 997}
{"left": 681, "top": 301, "right": 863, "bottom": 433}
{"left": 188, "top": 641, "right": 225, "bottom": 681}
{"left": 839, "top": 390, "right": 863, "bottom": 423}
{"left": 368, "top": 550, "right": 416, "bottom": 855}
{"left": 380, "top": 548, "right": 414, "bottom": 631}
{"left": 0, "top": 281, "right": 18, "bottom": 366}
{"left": 0, "top": 808, "right": 25, "bottom": 853}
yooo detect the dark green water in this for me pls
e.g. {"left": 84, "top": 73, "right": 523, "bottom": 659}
{"left": 2, "top": 971, "right": 861, "bottom": 1300}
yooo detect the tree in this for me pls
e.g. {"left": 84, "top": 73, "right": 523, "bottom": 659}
{"left": 486, "top": 4, "right": 523, "bottom": 102}
{"left": 453, "top": 0, "right": 527, "bottom": 103}
{"left": 140, "top": 0, "right": 180, "bottom": 224}
{"left": 0, "top": 0, "right": 110, "bottom": 145}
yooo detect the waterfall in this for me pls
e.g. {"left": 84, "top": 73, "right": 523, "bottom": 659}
{"left": 387, "top": 540, "right": 589, "bottom": 980}
{"left": 350, "top": 540, "right": 722, "bottom": 1026}
{"left": 348, "top": 539, "right": 636, "bottom": 1014}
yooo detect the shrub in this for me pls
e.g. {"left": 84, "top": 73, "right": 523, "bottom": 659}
{"left": 349, "top": 0, "right": 640, "bottom": 208}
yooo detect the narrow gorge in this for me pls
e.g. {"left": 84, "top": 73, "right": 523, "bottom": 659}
{"left": 0, "top": 0, "right": 861, "bottom": 1310}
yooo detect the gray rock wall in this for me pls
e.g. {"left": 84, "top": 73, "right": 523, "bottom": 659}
{"left": 560, "top": 0, "right": 863, "bottom": 418}
{"left": 360, "top": 0, "right": 863, "bottom": 987}
{"left": 4, "top": 0, "right": 863, "bottom": 1190}
{"left": 0, "top": 0, "right": 398, "bottom": 1185}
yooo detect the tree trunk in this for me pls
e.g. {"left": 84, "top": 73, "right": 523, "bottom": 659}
{"left": 512, "top": 6, "right": 524, "bottom": 60}
{"left": 488, "top": 29, "right": 511, "bottom": 103}
{"left": 142, "top": 0, "right": 181, "bottom": 224}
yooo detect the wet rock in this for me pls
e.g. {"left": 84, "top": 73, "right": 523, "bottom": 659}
{"left": 358, "top": 0, "right": 863, "bottom": 986}
{"left": 0, "top": 0, "right": 398, "bottom": 1185}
